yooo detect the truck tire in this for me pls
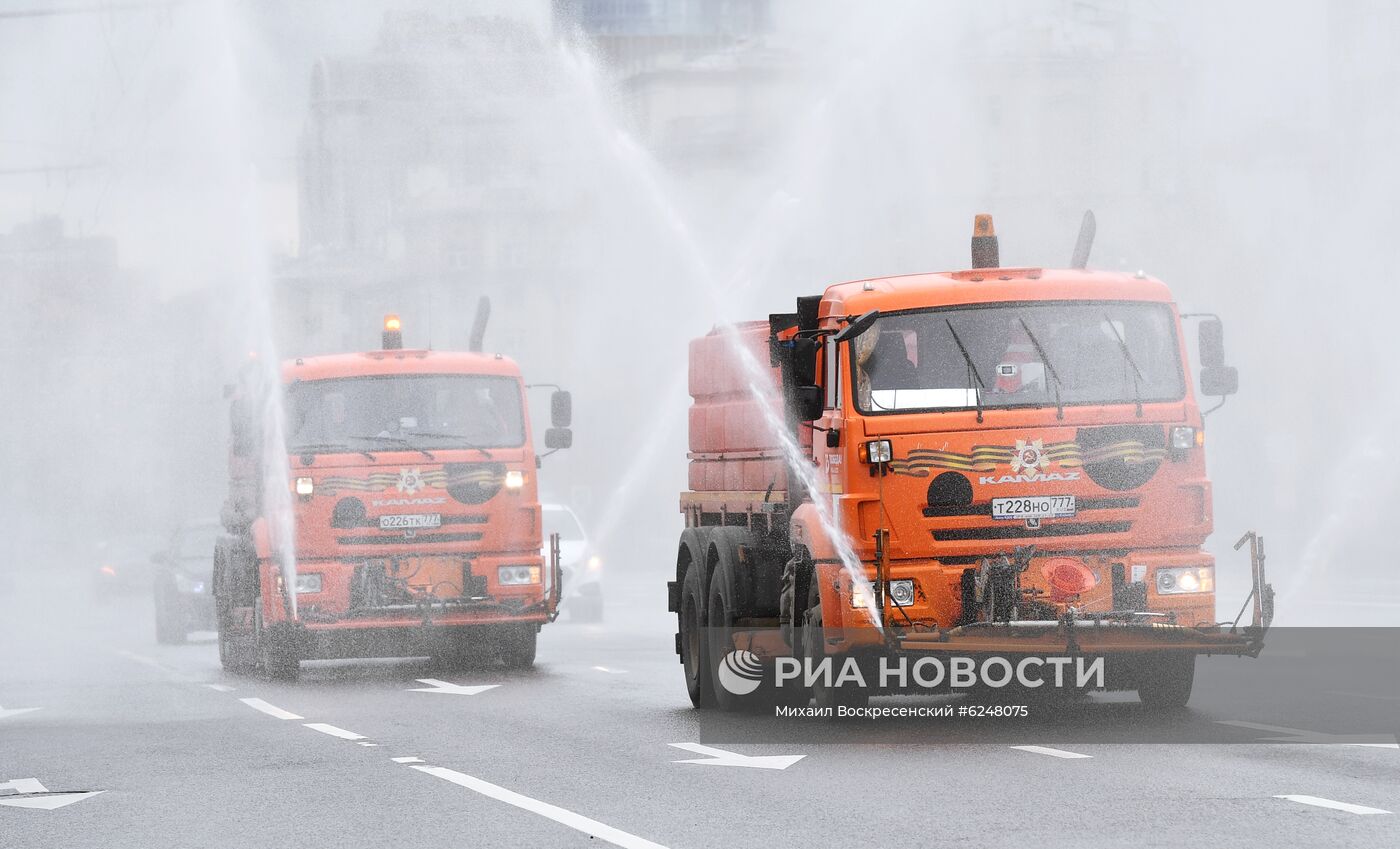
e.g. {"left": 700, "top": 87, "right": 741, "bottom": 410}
{"left": 213, "top": 546, "right": 257, "bottom": 674}
{"left": 1136, "top": 652, "right": 1195, "bottom": 711}
{"left": 804, "top": 574, "right": 868, "bottom": 713}
{"left": 255, "top": 606, "right": 300, "bottom": 682}
{"left": 677, "top": 529, "right": 715, "bottom": 708}
{"left": 498, "top": 625, "right": 537, "bottom": 670}
{"left": 153, "top": 580, "right": 186, "bottom": 645}
{"left": 704, "top": 529, "right": 809, "bottom": 712}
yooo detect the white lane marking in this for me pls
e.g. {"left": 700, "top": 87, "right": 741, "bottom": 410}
{"left": 205, "top": 684, "right": 235, "bottom": 693}
{"left": 410, "top": 765, "right": 669, "bottom": 849}
{"left": 391, "top": 757, "right": 424, "bottom": 764}
{"left": 668, "top": 742, "right": 805, "bottom": 770}
{"left": 357, "top": 742, "right": 379, "bottom": 747}
{"left": 239, "top": 698, "right": 303, "bottom": 720}
{"left": 408, "top": 678, "right": 500, "bottom": 696}
{"left": 1010, "top": 745, "right": 1092, "bottom": 759}
{"left": 0, "top": 705, "right": 41, "bottom": 721}
{"left": 1275, "top": 795, "right": 1391, "bottom": 815}
{"left": 592, "top": 666, "right": 629, "bottom": 674}
{"left": 1217, "top": 720, "right": 1399, "bottom": 747}
{"left": 304, "top": 723, "right": 367, "bottom": 741}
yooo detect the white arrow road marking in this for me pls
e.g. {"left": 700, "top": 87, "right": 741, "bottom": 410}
{"left": 410, "top": 765, "right": 670, "bottom": 849}
{"left": 0, "top": 705, "right": 41, "bottom": 721}
{"left": 0, "top": 779, "right": 104, "bottom": 811}
{"left": 239, "top": 698, "right": 303, "bottom": 720}
{"left": 0, "top": 778, "right": 49, "bottom": 794}
{"left": 1275, "top": 795, "right": 1391, "bottom": 815}
{"left": 408, "top": 678, "right": 500, "bottom": 696}
{"left": 1218, "top": 720, "right": 1399, "bottom": 747}
{"left": 1010, "top": 745, "right": 1093, "bottom": 759}
{"left": 0, "top": 792, "right": 105, "bottom": 811}
{"left": 668, "top": 743, "right": 805, "bottom": 770}
{"left": 303, "top": 723, "right": 366, "bottom": 741}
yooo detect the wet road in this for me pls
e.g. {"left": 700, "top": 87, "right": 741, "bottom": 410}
{"left": 4, "top": 572, "right": 1398, "bottom": 849}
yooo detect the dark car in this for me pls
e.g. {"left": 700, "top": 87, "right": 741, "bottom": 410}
{"left": 152, "top": 519, "right": 221, "bottom": 644}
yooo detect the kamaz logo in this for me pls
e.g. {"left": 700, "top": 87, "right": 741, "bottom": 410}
{"left": 371, "top": 497, "right": 447, "bottom": 507}
{"left": 978, "top": 472, "right": 1081, "bottom": 485}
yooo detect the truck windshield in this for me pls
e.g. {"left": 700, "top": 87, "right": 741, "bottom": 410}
{"left": 851, "top": 301, "right": 1183, "bottom": 414}
{"left": 286, "top": 374, "right": 526, "bottom": 453}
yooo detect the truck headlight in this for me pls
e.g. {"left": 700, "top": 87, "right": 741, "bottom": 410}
{"left": 1156, "top": 566, "right": 1213, "bottom": 594}
{"left": 1170, "top": 426, "right": 1203, "bottom": 451}
{"left": 294, "top": 573, "right": 322, "bottom": 594}
{"left": 504, "top": 470, "right": 525, "bottom": 490}
{"left": 498, "top": 565, "right": 541, "bottom": 585}
{"left": 295, "top": 477, "right": 315, "bottom": 496}
{"left": 863, "top": 439, "right": 893, "bottom": 464}
{"left": 587, "top": 555, "right": 602, "bottom": 572}
{"left": 888, "top": 579, "right": 916, "bottom": 607}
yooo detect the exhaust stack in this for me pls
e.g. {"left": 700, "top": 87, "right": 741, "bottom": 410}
{"left": 970, "top": 214, "right": 999, "bottom": 269}
{"left": 1070, "top": 210, "right": 1096, "bottom": 269}
{"left": 468, "top": 296, "right": 491, "bottom": 353}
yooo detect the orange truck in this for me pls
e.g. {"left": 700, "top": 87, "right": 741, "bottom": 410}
{"left": 214, "top": 305, "right": 571, "bottom": 679}
{"left": 669, "top": 214, "right": 1273, "bottom": 712}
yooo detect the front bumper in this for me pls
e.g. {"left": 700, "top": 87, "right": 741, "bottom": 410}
{"left": 281, "top": 551, "right": 551, "bottom": 629}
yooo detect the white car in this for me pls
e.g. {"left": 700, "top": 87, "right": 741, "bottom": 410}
{"left": 543, "top": 503, "right": 603, "bottom": 621}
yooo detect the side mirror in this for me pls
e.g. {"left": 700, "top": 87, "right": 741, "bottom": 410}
{"left": 794, "top": 385, "right": 823, "bottom": 422}
{"left": 1199, "top": 318, "right": 1226, "bottom": 369}
{"left": 551, "top": 390, "right": 572, "bottom": 429}
{"left": 789, "top": 337, "right": 818, "bottom": 386}
{"left": 833, "top": 309, "right": 880, "bottom": 343}
{"left": 545, "top": 427, "right": 573, "bottom": 450}
{"left": 1200, "top": 365, "right": 1239, "bottom": 397}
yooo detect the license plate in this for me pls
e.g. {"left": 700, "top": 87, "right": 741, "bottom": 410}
{"left": 990, "top": 495, "right": 1076, "bottom": 521}
{"left": 379, "top": 513, "right": 442, "bottom": 530}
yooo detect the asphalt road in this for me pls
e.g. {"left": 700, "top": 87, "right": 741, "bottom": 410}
{"left": 4, "top": 571, "right": 1398, "bottom": 849}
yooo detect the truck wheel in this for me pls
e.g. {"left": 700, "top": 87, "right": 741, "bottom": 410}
{"left": 255, "top": 606, "right": 300, "bottom": 682}
{"left": 679, "top": 555, "right": 715, "bottom": 708}
{"left": 213, "top": 547, "right": 257, "bottom": 674}
{"left": 153, "top": 581, "right": 186, "bottom": 645}
{"left": 804, "top": 576, "right": 868, "bottom": 713}
{"left": 498, "top": 626, "right": 537, "bottom": 670}
{"left": 1136, "top": 653, "right": 1195, "bottom": 711}
{"left": 707, "top": 541, "right": 757, "bottom": 712}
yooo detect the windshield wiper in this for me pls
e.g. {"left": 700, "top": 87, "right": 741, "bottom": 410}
{"left": 1102, "top": 312, "right": 1145, "bottom": 417}
{"left": 1016, "top": 316, "right": 1065, "bottom": 420}
{"left": 292, "top": 442, "right": 376, "bottom": 461}
{"left": 351, "top": 435, "right": 435, "bottom": 461}
{"left": 402, "top": 431, "right": 493, "bottom": 459}
{"left": 945, "top": 319, "right": 987, "bottom": 423}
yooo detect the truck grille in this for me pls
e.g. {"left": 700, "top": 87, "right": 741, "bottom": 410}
{"left": 336, "top": 532, "right": 484, "bottom": 546}
{"left": 932, "top": 521, "right": 1132, "bottom": 541}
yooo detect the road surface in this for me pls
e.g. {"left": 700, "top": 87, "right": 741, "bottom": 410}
{"left": 3, "top": 571, "right": 1397, "bottom": 848}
